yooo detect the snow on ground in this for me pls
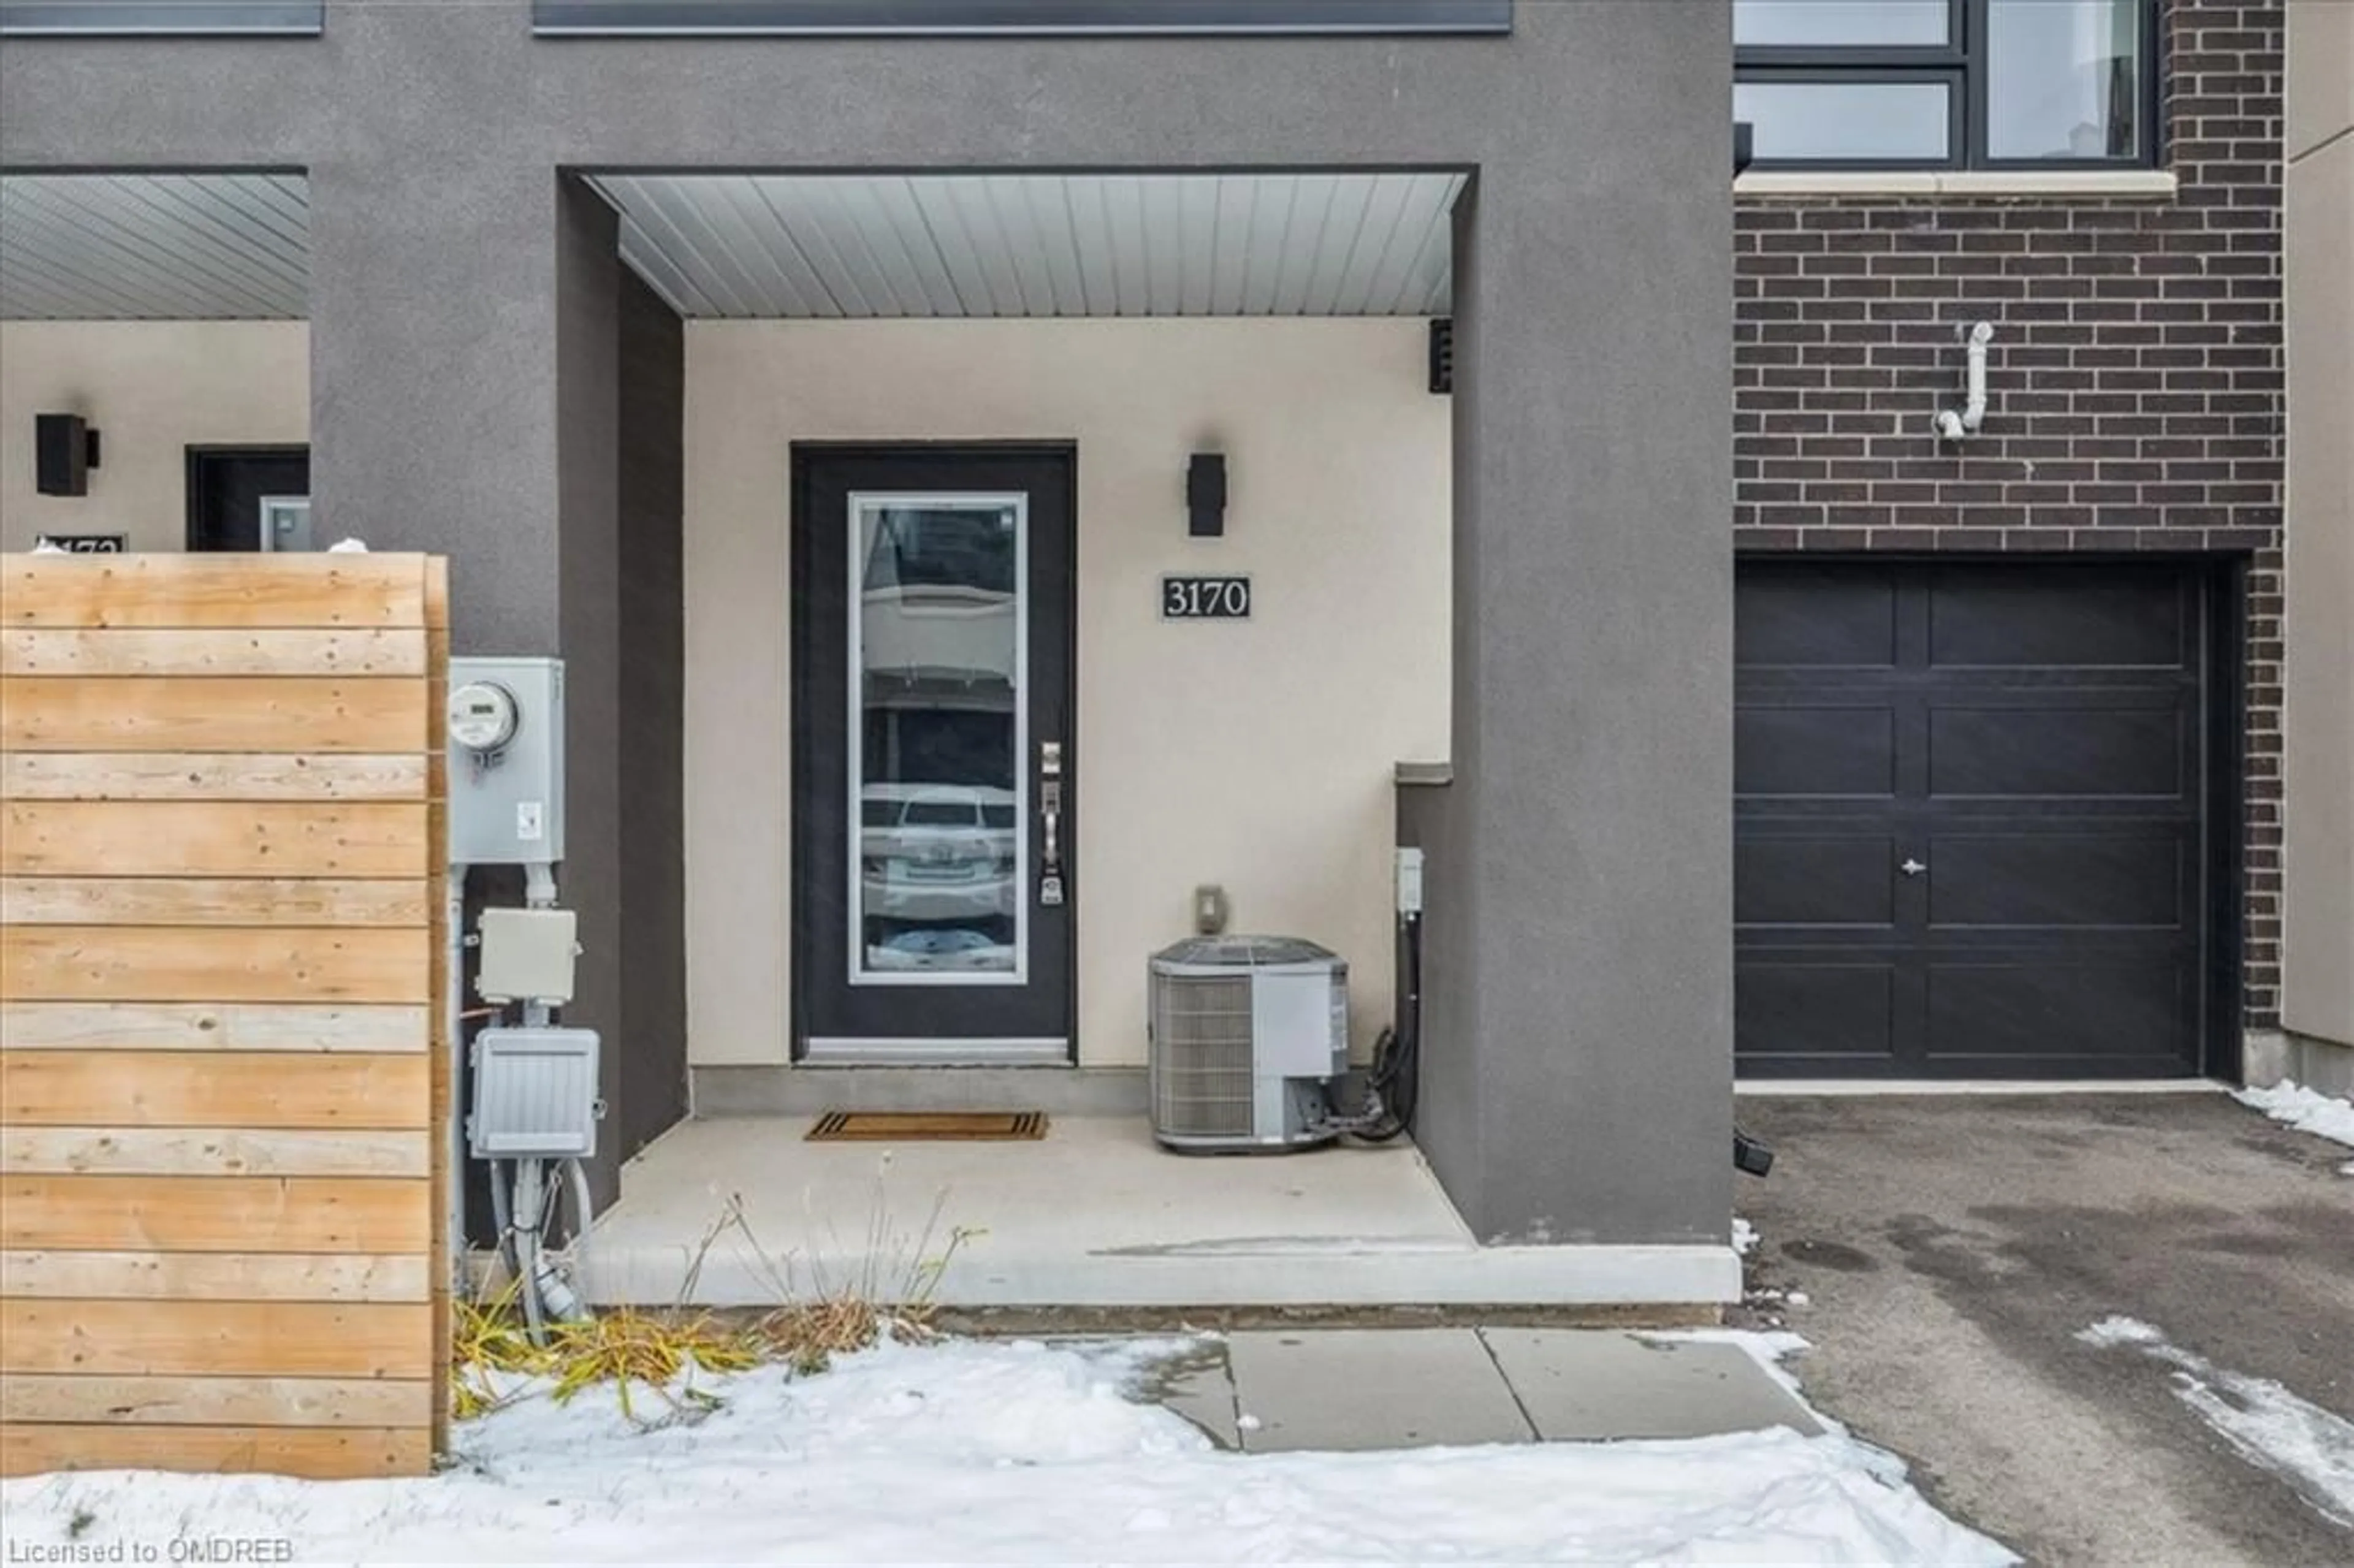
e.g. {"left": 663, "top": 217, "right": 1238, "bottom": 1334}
{"left": 0, "top": 1336, "right": 2013, "bottom": 1567}
{"left": 2079, "top": 1316, "right": 2354, "bottom": 1529}
{"left": 2234, "top": 1080, "right": 2354, "bottom": 1173}
{"left": 1735, "top": 1216, "right": 1761, "bottom": 1255}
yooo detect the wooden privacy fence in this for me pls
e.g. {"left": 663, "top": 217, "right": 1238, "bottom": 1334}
{"left": 0, "top": 553, "right": 449, "bottom": 1480}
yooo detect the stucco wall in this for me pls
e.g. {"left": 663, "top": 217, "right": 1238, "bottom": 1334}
{"left": 2280, "top": 0, "right": 2354, "bottom": 1052}
{"left": 0, "top": 322, "right": 309, "bottom": 552}
{"left": 684, "top": 317, "right": 1450, "bottom": 1070}
{"left": 2, "top": 0, "right": 1735, "bottom": 1246}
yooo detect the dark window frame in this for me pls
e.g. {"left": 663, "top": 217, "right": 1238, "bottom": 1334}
{"left": 1735, "top": 0, "right": 2162, "bottom": 172}
{"left": 0, "top": 1, "right": 321, "bottom": 32}
{"left": 1735, "top": 67, "right": 1966, "bottom": 170}
{"left": 531, "top": 0, "right": 1510, "bottom": 35}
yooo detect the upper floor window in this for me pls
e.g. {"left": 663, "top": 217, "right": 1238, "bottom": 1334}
{"left": 1734, "top": 0, "right": 2155, "bottom": 169}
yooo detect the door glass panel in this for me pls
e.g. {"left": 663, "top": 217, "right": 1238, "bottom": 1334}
{"left": 850, "top": 494, "right": 1025, "bottom": 985}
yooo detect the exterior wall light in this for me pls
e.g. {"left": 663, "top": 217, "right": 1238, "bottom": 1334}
{"left": 35, "top": 413, "right": 102, "bottom": 496}
{"left": 1187, "top": 451, "right": 1227, "bottom": 538}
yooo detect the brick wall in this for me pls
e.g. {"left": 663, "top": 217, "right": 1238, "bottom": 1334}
{"left": 1734, "top": 0, "right": 2287, "bottom": 1030}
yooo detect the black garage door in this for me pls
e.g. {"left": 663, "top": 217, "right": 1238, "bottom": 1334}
{"left": 1735, "top": 560, "right": 2223, "bottom": 1079}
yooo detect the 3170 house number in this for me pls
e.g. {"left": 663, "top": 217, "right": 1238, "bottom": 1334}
{"left": 1162, "top": 575, "right": 1251, "bottom": 620}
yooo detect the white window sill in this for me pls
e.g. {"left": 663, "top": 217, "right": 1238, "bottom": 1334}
{"left": 1736, "top": 170, "right": 2180, "bottom": 199}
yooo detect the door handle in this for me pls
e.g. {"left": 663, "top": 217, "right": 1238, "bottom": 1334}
{"left": 1900, "top": 858, "right": 1927, "bottom": 877}
{"left": 1039, "top": 742, "right": 1065, "bottom": 906}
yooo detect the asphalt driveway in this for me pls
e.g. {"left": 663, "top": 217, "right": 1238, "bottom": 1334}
{"left": 1732, "top": 1091, "right": 2354, "bottom": 1567}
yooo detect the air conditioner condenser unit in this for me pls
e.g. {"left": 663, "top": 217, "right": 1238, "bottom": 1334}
{"left": 1147, "top": 935, "right": 1347, "bottom": 1152}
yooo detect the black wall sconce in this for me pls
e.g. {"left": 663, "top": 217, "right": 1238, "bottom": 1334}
{"left": 35, "top": 413, "right": 102, "bottom": 497}
{"left": 1187, "top": 452, "right": 1227, "bottom": 538}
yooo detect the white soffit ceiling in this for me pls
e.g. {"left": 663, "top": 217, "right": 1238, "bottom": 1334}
{"left": 592, "top": 171, "right": 1465, "bottom": 319}
{"left": 0, "top": 173, "right": 309, "bottom": 321}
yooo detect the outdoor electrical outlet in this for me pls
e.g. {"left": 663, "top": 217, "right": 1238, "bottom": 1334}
{"left": 1194, "top": 885, "right": 1230, "bottom": 935}
{"left": 1396, "top": 848, "right": 1425, "bottom": 916}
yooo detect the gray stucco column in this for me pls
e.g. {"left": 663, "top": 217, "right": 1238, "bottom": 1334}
{"left": 552, "top": 177, "right": 629, "bottom": 1209}
{"left": 1426, "top": 141, "right": 1735, "bottom": 1246}
{"left": 307, "top": 156, "right": 569, "bottom": 647}
{"left": 310, "top": 158, "right": 634, "bottom": 1207}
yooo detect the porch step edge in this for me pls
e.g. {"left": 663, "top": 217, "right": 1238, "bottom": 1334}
{"left": 581, "top": 1241, "right": 1742, "bottom": 1312}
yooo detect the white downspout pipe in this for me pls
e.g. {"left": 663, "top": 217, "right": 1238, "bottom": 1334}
{"left": 1934, "top": 322, "right": 1995, "bottom": 440}
{"left": 447, "top": 867, "right": 469, "bottom": 1292}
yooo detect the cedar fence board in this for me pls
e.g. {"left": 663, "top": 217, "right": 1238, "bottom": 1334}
{"left": 0, "top": 554, "right": 448, "bottom": 1480}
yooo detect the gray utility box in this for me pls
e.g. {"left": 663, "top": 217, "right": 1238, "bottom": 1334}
{"left": 468, "top": 1026, "right": 601, "bottom": 1160}
{"left": 447, "top": 656, "right": 566, "bottom": 866}
{"left": 476, "top": 907, "right": 578, "bottom": 1006}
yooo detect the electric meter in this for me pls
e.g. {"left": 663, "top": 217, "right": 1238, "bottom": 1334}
{"left": 448, "top": 680, "right": 520, "bottom": 753}
{"left": 446, "top": 658, "right": 564, "bottom": 864}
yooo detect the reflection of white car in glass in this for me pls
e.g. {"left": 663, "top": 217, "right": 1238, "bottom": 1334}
{"left": 864, "top": 927, "right": 1019, "bottom": 973}
{"left": 860, "top": 783, "right": 1019, "bottom": 924}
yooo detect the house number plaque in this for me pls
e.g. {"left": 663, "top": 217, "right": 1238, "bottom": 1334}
{"left": 1161, "top": 575, "right": 1251, "bottom": 620}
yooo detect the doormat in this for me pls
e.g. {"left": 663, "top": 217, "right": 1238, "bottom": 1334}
{"left": 806, "top": 1111, "right": 1049, "bottom": 1143}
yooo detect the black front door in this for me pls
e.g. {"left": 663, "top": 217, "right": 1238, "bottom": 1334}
{"left": 793, "top": 446, "right": 1076, "bottom": 1064}
{"left": 186, "top": 446, "right": 311, "bottom": 552}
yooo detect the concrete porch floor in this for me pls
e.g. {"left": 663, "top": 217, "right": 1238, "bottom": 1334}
{"left": 581, "top": 1115, "right": 1738, "bottom": 1312}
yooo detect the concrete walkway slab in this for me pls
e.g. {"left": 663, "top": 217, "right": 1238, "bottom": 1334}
{"left": 1224, "top": 1329, "right": 1533, "bottom": 1452}
{"left": 1480, "top": 1330, "right": 1821, "bottom": 1441}
{"left": 1146, "top": 1341, "right": 1243, "bottom": 1450}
